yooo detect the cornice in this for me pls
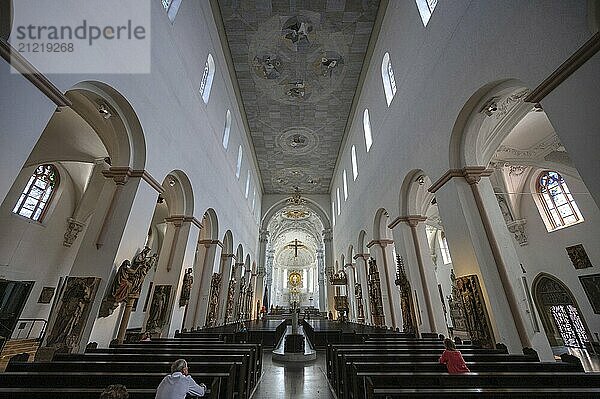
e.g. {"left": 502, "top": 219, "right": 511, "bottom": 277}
{"left": 366, "top": 239, "right": 393, "bottom": 248}
{"left": 388, "top": 215, "right": 427, "bottom": 229}
{"left": 164, "top": 215, "right": 203, "bottom": 229}
{"left": 102, "top": 167, "right": 165, "bottom": 194}
{"left": 198, "top": 239, "right": 223, "bottom": 248}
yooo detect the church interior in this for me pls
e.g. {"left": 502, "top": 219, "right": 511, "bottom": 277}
{"left": 1, "top": 0, "right": 600, "bottom": 397}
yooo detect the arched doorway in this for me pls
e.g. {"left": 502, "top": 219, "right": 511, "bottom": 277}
{"left": 533, "top": 274, "right": 590, "bottom": 349}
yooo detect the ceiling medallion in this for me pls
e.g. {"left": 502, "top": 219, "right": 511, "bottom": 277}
{"left": 277, "top": 127, "right": 318, "bottom": 155}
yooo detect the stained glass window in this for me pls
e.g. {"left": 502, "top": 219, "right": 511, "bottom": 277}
{"left": 13, "top": 164, "right": 59, "bottom": 222}
{"left": 550, "top": 304, "right": 588, "bottom": 348}
{"left": 415, "top": 0, "right": 438, "bottom": 26}
{"left": 537, "top": 171, "right": 583, "bottom": 230}
{"left": 162, "top": 0, "right": 182, "bottom": 22}
{"left": 363, "top": 109, "right": 373, "bottom": 151}
{"left": 200, "top": 54, "right": 215, "bottom": 104}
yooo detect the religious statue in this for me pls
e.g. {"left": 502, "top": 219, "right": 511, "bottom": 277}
{"left": 367, "top": 257, "right": 385, "bottom": 326}
{"left": 224, "top": 278, "right": 236, "bottom": 323}
{"left": 394, "top": 255, "right": 416, "bottom": 334}
{"left": 206, "top": 273, "right": 221, "bottom": 327}
{"left": 454, "top": 274, "right": 494, "bottom": 348}
{"left": 146, "top": 285, "right": 172, "bottom": 333}
{"left": 99, "top": 246, "right": 157, "bottom": 317}
{"left": 179, "top": 268, "right": 194, "bottom": 307}
{"left": 46, "top": 277, "right": 100, "bottom": 352}
{"left": 355, "top": 283, "right": 365, "bottom": 323}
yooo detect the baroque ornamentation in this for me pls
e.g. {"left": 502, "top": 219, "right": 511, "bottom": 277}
{"left": 507, "top": 219, "right": 528, "bottom": 246}
{"left": 63, "top": 218, "right": 85, "bottom": 247}
{"left": 224, "top": 277, "right": 237, "bottom": 323}
{"left": 45, "top": 276, "right": 101, "bottom": 352}
{"left": 367, "top": 257, "right": 385, "bottom": 326}
{"left": 354, "top": 283, "right": 365, "bottom": 323}
{"left": 99, "top": 247, "right": 157, "bottom": 317}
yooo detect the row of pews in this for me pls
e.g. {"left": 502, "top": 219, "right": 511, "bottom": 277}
{"left": 0, "top": 330, "right": 262, "bottom": 399}
{"left": 327, "top": 333, "right": 600, "bottom": 398}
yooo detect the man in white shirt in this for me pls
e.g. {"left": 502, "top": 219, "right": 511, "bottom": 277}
{"left": 155, "top": 359, "right": 207, "bottom": 399}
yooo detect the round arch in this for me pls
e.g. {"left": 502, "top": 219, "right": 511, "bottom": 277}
{"left": 399, "top": 169, "right": 435, "bottom": 217}
{"left": 532, "top": 273, "right": 592, "bottom": 348}
{"left": 162, "top": 170, "right": 194, "bottom": 217}
{"left": 372, "top": 208, "right": 392, "bottom": 241}
{"left": 261, "top": 196, "right": 331, "bottom": 231}
{"left": 357, "top": 230, "right": 367, "bottom": 254}
{"left": 449, "top": 79, "right": 532, "bottom": 169}
{"left": 200, "top": 208, "right": 220, "bottom": 241}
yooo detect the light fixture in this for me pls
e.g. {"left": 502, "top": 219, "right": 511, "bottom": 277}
{"left": 168, "top": 178, "right": 176, "bottom": 187}
{"left": 417, "top": 175, "right": 425, "bottom": 185}
{"left": 98, "top": 104, "right": 112, "bottom": 119}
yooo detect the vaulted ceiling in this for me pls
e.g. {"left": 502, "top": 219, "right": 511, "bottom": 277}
{"left": 216, "top": 0, "right": 382, "bottom": 194}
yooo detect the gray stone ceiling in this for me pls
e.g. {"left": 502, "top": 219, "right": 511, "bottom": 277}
{"left": 216, "top": 0, "right": 382, "bottom": 194}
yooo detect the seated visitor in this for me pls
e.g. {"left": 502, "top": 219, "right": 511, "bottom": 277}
{"left": 140, "top": 332, "right": 151, "bottom": 342}
{"left": 155, "top": 359, "right": 207, "bottom": 399}
{"left": 439, "top": 338, "right": 470, "bottom": 374}
{"left": 100, "top": 384, "right": 129, "bottom": 399}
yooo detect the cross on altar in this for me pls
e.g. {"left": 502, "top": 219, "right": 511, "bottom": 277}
{"left": 289, "top": 239, "right": 305, "bottom": 257}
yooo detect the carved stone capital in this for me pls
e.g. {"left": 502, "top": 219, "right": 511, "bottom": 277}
{"left": 389, "top": 215, "right": 427, "bottom": 229}
{"left": 429, "top": 166, "right": 493, "bottom": 193}
{"left": 366, "top": 239, "right": 393, "bottom": 249}
{"left": 507, "top": 219, "right": 528, "bottom": 246}
{"left": 198, "top": 239, "right": 222, "bottom": 248}
{"left": 322, "top": 228, "right": 333, "bottom": 242}
{"left": 165, "top": 215, "right": 199, "bottom": 228}
{"left": 63, "top": 218, "right": 85, "bottom": 247}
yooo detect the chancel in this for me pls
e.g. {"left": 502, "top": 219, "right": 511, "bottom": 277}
{"left": 1, "top": 1, "right": 600, "bottom": 398}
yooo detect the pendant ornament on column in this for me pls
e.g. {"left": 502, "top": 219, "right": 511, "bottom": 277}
{"left": 394, "top": 255, "right": 416, "bottom": 334}
{"left": 63, "top": 218, "right": 86, "bottom": 247}
{"left": 206, "top": 273, "right": 222, "bottom": 327}
{"left": 225, "top": 277, "right": 236, "bottom": 323}
{"left": 179, "top": 268, "right": 194, "bottom": 307}
{"left": 367, "top": 257, "right": 385, "bottom": 326}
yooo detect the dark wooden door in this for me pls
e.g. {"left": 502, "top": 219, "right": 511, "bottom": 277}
{"left": 0, "top": 280, "right": 34, "bottom": 342}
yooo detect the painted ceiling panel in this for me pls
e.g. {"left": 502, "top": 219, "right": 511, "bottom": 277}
{"left": 217, "top": 0, "right": 381, "bottom": 194}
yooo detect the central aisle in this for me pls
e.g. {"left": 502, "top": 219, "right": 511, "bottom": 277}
{"left": 251, "top": 351, "right": 335, "bottom": 399}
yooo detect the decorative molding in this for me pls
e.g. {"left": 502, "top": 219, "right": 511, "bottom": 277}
{"left": 165, "top": 215, "right": 202, "bottom": 229}
{"left": 0, "top": 38, "right": 71, "bottom": 108}
{"left": 353, "top": 253, "right": 370, "bottom": 261}
{"left": 102, "top": 167, "right": 165, "bottom": 194}
{"left": 198, "top": 239, "right": 223, "bottom": 248}
{"left": 507, "top": 219, "right": 528, "bottom": 246}
{"left": 525, "top": 32, "right": 600, "bottom": 104}
{"left": 428, "top": 167, "right": 493, "bottom": 193}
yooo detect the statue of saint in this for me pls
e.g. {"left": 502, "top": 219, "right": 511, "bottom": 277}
{"left": 146, "top": 285, "right": 170, "bottom": 332}
{"left": 179, "top": 268, "right": 194, "bottom": 307}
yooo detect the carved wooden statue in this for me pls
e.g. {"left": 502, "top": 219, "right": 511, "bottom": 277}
{"left": 367, "top": 257, "right": 385, "bottom": 326}
{"left": 225, "top": 278, "right": 236, "bottom": 323}
{"left": 206, "top": 273, "right": 222, "bottom": 327}
{"left": 354, "top": 283, "right": 365, "bottom": 323}
{"left": 394, "top": 255, "right": 416, "bottom": 334}
{"left": 179, "top": 268, "right": 194, "bottom": 307}
{"left": 146, "top": 285, "right": 172, "bottom": 333}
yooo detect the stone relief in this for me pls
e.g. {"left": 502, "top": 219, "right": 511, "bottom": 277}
{"left": 146, "top": 285, "right": 172, "bottom": 333}
{"left": 567, "top": 244, "right": 593, "bottom": 270}
{"left": 224, "top": 277, "right": 236, "bottom": 323}
{"left": 63, "top": 218, "right": 85, "bottom": 247}
{"left": 45, "top": 276, "right": 101, "bottom": 352}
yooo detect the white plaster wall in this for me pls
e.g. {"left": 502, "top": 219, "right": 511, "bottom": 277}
{"left": 1, "top": 2, "right": 262, "bottom": 346}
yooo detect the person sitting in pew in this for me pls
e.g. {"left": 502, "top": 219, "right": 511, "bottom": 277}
{"left": 155, "top": 359, "right": 207, "bottom": 399}
{"left": 100, "top": 384, "right": 129, "bottom": 399}
{"left": 439, "top": 338, "right": 470, "bottom": 374}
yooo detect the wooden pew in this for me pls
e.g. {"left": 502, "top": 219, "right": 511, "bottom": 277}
{"left": 0, "top": 387, "right": 157, "bottom": 399}
{"left": 364, "top": 386, "right": 600, "bottom": 398}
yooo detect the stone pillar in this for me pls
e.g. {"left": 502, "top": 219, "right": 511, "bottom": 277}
{"left": 254, "top": 229, "right": 269, "bottom": 314}
{"left": 316, "top": 248, "right": 326, "bottom": 312}
{"left": 322, "top": 228, "right": 335, "bottom": 312}
{"left": 143, "top": 215, "right": 194, "bottom": 337}
{"left": 431, "top": 167, "right": 541, "bottom": 354}
{"left": 264, "top": 249, "right": 274, "bottom": 308}
{"left": 393, "top": 216, "right": 444, "bottom": 333}
{"left": 188, "top": 239, "right": 220, "bottom": 329}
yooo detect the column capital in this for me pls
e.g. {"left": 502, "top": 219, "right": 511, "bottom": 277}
{"left": 388, "top": 215, "right": 427, "bottom": 229}
{"left": 198, "top": 239, "right": 222, "bottom": 248}
{"left": 353, "top": 253, "right": 370, "bottom": 260}
{"left": 164, "top": 215, "right": 200, "bottom": 228}
{"left": 428, "top": 166, "right": 493, "bottom": 193}
{"left": 322, "top": 228, "right": 333, "bottom": 241}
{"left": 101, "top": 167, "right": 165, "bottom": 193}
{"left": 366, "top": 239, "right": 393, "bottom": 249}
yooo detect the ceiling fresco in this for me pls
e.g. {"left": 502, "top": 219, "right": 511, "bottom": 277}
{"left": 216, "top": 0, "right": 382, "bottom": 193}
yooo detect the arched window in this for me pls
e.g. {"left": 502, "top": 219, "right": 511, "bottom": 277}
{"left": 336, "top": 187, "right": 341, "bottom": 215}
{"left": 363, "top": 109, "right": 373, "bottom": 151}
{"left": 222, "top": 110, "right": 231, "bottom": 149}
{"left": 245, "top": 171, "right": 251, "bottom": 198}
{"left": 200, "top": 54, "right": 215, "bottom": 104}
{"left": 13, "top": 164, "right": 59, "bottom": 221}
{"left": 438, "top": 231, "right": 452, "bottom": 265}
{"left": 235, "top": 145, "right": 243, "bottom": 178}
{"left": 537, "top": 171, "right": 583, "bottom": 230}
{"left": 381, "top": 53, "right": 397, "bottom": 106}
{"left": 162, "top": 0, "right": 183, "bottom": 22}
{"left": 332, "top": 201, "right": 336, "bottom": 226}
{"left": 252, "top": 188, "right": 256, "bottom": 212}
{"left": 351, "top": 145, "right": 359, "bottom": 180}
{"left": 415, "top": 0, "right": 438, "bottom": 26}
{"left": 343, "top": 170, "right": 348, "bottom": 201}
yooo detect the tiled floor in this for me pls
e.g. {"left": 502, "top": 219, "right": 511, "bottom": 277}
{"left": 251, "top": 350, "right": 335, "bottom": 399}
